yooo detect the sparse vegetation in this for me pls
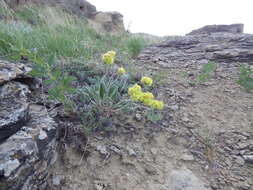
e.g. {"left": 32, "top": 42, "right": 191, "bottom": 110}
{"left": 237, "top": 65, "right": 253, "bottom": 92}
{"left": 0, "top": 4, "right": 165, "bottom": 135}
{"left": 127, "top": 37, "right": 146, "bottom": 57}
{"left": 196, "top": 61, "right": 216, "bottom": 84}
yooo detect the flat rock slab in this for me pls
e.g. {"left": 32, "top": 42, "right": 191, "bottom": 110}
{"left": 166, "top": 168, "right": 210, "bottom": 190}
{"left": 0, "top": 61, "right": 32, "bottom": 85}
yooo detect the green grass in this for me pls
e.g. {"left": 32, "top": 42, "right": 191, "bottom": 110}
{"left": 0, "top": 5, "right": 151, "bottom": 64}
{"left": 237, "top": 65, "right": 253, "bottom": 92}
{"left": 127, "top": 37, "right": 146, "bottom": 57}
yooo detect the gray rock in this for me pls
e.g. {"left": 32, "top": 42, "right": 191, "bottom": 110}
{"left": 234, "top": 156, "right": 245, "bottom": 166}
{"left": 243, "top": 155, "right": 253, "bottom": 164}
{"left": 144, "top": 164, "right": 157, "bottom": 175}
{"left": 135, "top": 113, "right": 142, "bottom": 121}
{"left": 0, "top": 104, "right": 57, "bottom": 190}
{"left": 0, "top": 82, "right": 30, "bottom": 143}
{"left": 0, "top": 60, "right": 32, "bottom": 85}
{"left": 52, "top": 175, "right": 64, "bottom": 186}
{"left": 96, "top": 145, "right": 110, "bottom": 156}
{"left": 187, "top": 24, "right": 244, "bottom": 35}
{"left": 166, "top": 168, "right": 210, "bottom": 190}
{"left": 180, "top": 153, "right": 195, "bottom": 161}
{"left": 170, "top": 105, "right": 179, "bottom": 111}
{"left": 126, "top": 146, "right": 137, "bottom": 156}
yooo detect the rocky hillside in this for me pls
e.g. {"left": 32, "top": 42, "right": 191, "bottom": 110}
{"left": 2, "top": 0, "right": 125, "bottom": 34}
{"left": 0, "top": 4, "right": 252, "bottom": 189}
{"left": 139, "top": 24, "right": 253, "bottom": 65}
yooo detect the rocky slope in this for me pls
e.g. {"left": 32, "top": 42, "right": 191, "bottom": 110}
{"left": 0, "top": 23, "right": 252, "bottom": 190}
{"left": 48, "top": 24, "right": 253, "bottom": 190}
{"left": 3, "top": 0, "right": 125, "bottom": 34}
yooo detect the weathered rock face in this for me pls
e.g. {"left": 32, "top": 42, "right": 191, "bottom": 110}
{"left": 88, "top": 11, "right": 125, "bottom": 34}
{"left": 4, "top": 0, "right": 96, "bottom": 17}
{"left": 45, "top": 0, "right": 97, "bottom": 18}
{"left": 3, "top": 0, "right": 125, "bottom": 34}
{"left": 139, "top": 24, "right": 253, "bottom": 66}
{"left": 187, "top": 24, "right": 244, "bottom": 35}
{"left": 0, "top": 60, "right": 57, "bottom": 190}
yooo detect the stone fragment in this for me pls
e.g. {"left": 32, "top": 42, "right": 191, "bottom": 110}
{"left": 243, "top": 155, "right": 253, "bottom": 164}
{"left": 52, "top": 175, "right": 64, "bottom": 186}
{"left": 96, "top": 145, "right": 110, "bottom": 156}
{"left": 180, "top": 153, "right": 195, "bottom": 161}
{"left": 166, "top": 168, "right": 210, "bottom": 190}
{"left": 126, "top": 146, "right": 137, "bottom": 156}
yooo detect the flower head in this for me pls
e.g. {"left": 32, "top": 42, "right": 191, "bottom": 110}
{"left": 108, "top": 50, "right": 116, "bottom": 57}
{"left": 130, "top": 91, "right": 143, "bottom": 101}
{"left": 102, "top": 50, "right": 116, "bottom": 65}
{"left": 149, "top": 100, "right": 164, "bottom": 110}
{"left": 141, "top": 76, "right": 153, "bottom": 86}
{"left": 117, "top": 67, "right": 126, "bottom": 75}
{"left": 139, "top": 92, "right": 154, "bottom": 102}
{"left": 128, "top": 84, "right": 142, "bottom": 96}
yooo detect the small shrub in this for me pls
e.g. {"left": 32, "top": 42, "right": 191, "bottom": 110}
{"left": 30, "top": 54, "right": 76, "bottom": 111}
{"left": 78, "top": 75, "right": 133, "bottom": 132}
{"left": 237, "top": 65, "right": 253, "bottom": 92}
{"left": 196, "top": 61, "right": 216, "bottom": 84}
{"left": 127, "top": 37, "right": 146, "bottom": 57}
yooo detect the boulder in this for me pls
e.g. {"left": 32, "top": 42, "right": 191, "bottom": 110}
{"left": 187, "top": 24, "right": 244, "bottom": 35}
{"left": 165, "top": 168, "right": 210, "bottom": 190}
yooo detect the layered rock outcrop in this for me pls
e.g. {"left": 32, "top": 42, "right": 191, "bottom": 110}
{"left": 3, "top": 0, "right": 125, "bottom": 34}
{"left": 0, "top": 61, "right": 57, "bottom": 190}
{"left": 187, "top": 24, "right": 244, "bottom": 35}
{"left": 139, "top": 24, "right": 253, "bottom": 66}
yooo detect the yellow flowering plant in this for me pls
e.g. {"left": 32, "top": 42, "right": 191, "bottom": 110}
{"left": 117, "top": 67, "right": 126, "bottom": 75}
{"left": 127, "top": 76, "right": 165, "bottom": 122}
{"left": 141, "top": 76, "right": 153, "bottom": 86}
{"left": 102, "top": 50, "right": 116, "bottom": 65}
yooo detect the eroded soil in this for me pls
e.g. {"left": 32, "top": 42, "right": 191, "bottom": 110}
{"left": 48, "top": 55, "right": 253, "bottom": 190}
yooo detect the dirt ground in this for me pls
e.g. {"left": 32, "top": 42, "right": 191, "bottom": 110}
{"left": 48, "top": 58, "right": 253, "bottom": 190}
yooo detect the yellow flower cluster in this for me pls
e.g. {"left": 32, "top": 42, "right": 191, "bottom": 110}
{"left": 141, "top": 76, "right": 153, "bottom": 86}
{"left": 102, "top": 50, "right": 116, "bottom": 65}
{"left": 128, "top": 83, "right": 164, "bottom": 110}
{"left": 117, "top": 67, "right": 126, "bottom": 75}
